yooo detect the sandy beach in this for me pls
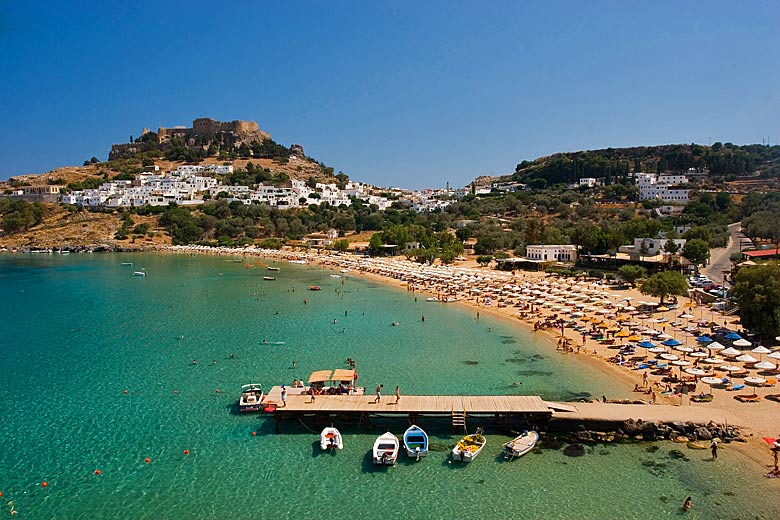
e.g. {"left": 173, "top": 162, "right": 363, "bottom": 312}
{"left": 160, "top": 244, "right": 780, "bottom": 470}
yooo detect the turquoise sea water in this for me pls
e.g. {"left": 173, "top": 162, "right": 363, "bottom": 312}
{"left": 0, "top": 253, "right": 777, "bottom": 519}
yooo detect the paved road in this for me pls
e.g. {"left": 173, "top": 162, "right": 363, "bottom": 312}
{"left": 701, "top": 222, "right": 748, "bottom": 286}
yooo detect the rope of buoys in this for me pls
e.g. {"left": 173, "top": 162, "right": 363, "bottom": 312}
{"left": 251, "top": 431, "right": 257, "bottom": 436}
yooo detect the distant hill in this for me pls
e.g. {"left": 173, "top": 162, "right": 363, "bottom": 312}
{"left": 476, "top": 143, "right": 780, "bottom": 187}
{"left": 2, "top": 116, "right": 342, "bottom": 191}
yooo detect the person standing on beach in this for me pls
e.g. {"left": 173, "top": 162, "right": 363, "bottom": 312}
{"left": 395, "top": 386, "right": 400, "bottom": 404}
{"left": 374, "top": 384, "right": 383, "bottom": 403}
{"left": 642, "top": 371, "right": 649, "bottom": 388}
{"left": 710, "top": 439, "right": 718, "bottom": 460}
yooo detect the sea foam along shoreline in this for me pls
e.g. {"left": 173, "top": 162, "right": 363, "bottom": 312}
{"left": 156, "top": 244, "right": 778, "bottom": 472}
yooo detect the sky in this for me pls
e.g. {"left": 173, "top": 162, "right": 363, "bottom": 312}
{"left": 1, "top": 1, "right": 779, "bottom": 189}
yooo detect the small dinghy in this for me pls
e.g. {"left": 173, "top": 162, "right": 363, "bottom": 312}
{"left": 403, "top": 425, "right": 429, "bottom": 460}
{"left": 452, "top": 428, "right": 486, "bottom": 462}
{"left": 502, "top": 430, "right": 539, "bottom": 460}
{"left": 372, "top": 432, "right": 399, "bottom": 465}
{"left": 320, "top": 426, "right": 343, "bottom": 450}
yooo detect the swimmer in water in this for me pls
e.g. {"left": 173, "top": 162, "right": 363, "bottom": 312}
{"left": 682, "top": 497, "right": 692, "bottom": 512}
{"left": 192, "top": 359, "right": 197, "bottom": 365}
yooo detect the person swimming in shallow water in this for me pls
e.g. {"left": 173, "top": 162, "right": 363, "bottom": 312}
{"left": 682, "top": 497, "right": 693, "bottom": 512}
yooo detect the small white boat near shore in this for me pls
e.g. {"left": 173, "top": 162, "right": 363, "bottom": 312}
{"left": 502, "top": 430, "right": 539, "bottom": 460}
{"left": 372, "top": 432, "right": 399, "bottom": 465}
{"left": 121, "top": 262, "right": 133, "bottom": 266}
{"left": 133, "top": 271, "right": 147, "bottom": 277}
{"left": 289, "top": 260, "right": 308, "bottom": 265}
{"left": 267, "top": 266, "right": 280, "bottom": 271}
{"left": 452, "top": 429, "right": 486, "bottom": 462}
{"left": 320, "top": 426, "right": 343, "bottom": 450}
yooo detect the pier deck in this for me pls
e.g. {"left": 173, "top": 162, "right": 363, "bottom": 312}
{"left": 265, "top": 386, "right": 552, "bottom": 415}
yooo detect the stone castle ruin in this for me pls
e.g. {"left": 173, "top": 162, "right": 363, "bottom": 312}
{"left": 109, "top": 118, "right": 271, "bottom": 160}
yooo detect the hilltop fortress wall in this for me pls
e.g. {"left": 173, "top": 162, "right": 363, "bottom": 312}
{"left": 109, "top": 118, "right": 271, "bottom": 160}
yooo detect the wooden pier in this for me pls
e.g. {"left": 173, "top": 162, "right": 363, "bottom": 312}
{"left": 265, "top": 386, "right": 554, "bottom": 422}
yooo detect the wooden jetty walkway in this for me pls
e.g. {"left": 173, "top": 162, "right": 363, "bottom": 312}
{"left": 264, "top": 386, "right": 739, "bottom": 430}
{"left": 265, "top": 386, "right": 552, "bottom": 416}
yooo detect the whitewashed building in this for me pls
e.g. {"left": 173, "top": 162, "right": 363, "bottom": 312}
{"left": 526, "top": 245, "right": 578, "bottom": 262}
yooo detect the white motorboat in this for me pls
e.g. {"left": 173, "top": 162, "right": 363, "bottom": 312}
{"left": 372, "top": 432, "right": 399, "bottom": 465}
{"left": 452, "top": 428, "right": 486, "bottom": 462}
{"left": 238, "top": 383, "right": 264, "bottom": 413}
{"left": 289, "top": 260, "right": 308, "bottom": 265}
{"left": 133, "top": 271, "right": 147, "bottom": 277}
{"left": 266, "top": 266, "right": 280, "bottom": 271}
{"left": 403, "top": 425, "right": 429, "bottom": 460}
{"left": 263, "top": 276, "right": 276, "bottom": 281}
{"left": 502, "top": 430, "right": 539, "bottom": 460}
{"left": 320, "top": 427, "right": 343, "bottom": 450}
{"left": 121, "top": 262, "right": 133, "bottom": 266}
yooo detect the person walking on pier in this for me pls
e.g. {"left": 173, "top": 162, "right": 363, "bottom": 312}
{"left": 395, "top": 386, "right": 400, "bottom": 404}
{"left": 281, "top": 385, "right": 287, "bottom": 407}
{"left": 374, "top": 384, "right": 383, "bottom": 403}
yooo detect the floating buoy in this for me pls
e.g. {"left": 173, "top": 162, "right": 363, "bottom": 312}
{"left": 123, "top": 389, "right": 128, "bottom": 395}
{"left": 0, "top": 491, "right": 3, "bottom": 497}
{"left": 144, "top": 457, "right": 151, "bottom": 463}
{"left": 41, "top": 482, "right": 48, "bottom": 488}
{"left": 251, "top": 431, "right": 257, "bottom": 437}
{"left": 94, "top": 470, "right": 102, "bottom": 475}
{"left": 183, "top": 450, "right": 190, "bottom": 455}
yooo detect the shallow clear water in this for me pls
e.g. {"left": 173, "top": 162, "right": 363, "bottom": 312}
{"left": 0, "top": 253, "right": 777, "bottom": 519}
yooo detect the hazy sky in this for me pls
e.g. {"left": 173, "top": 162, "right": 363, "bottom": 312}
{"left": 2, "top": 1, "right": 778, "bottom": 188}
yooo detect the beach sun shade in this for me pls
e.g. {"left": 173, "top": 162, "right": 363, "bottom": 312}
{"left": 660, "top": 353, "right": 679, "bottom": 361}
{"left": 702, "top": 358, "right": 724, "bottom": 364}
{"left": 720, "top": 347, "right": 740, "bottom": 356}
{"left": 696, "top": 336, "right": 713, "bottom": 343}
{"left": 707, "top": 342, "right": 726, "bottom": 351}
{"left": 637, "top": 341, "right": 656, "bottom": 348}
{"left": 648, "top": 346, "right": 668, "bottom": 353}
{"left": 684, "top": 368, "right": 707, "bottom": 376}
{"left": 662, "top": 339, "right": 682, "bottom": 347}
{"left": 308, "top": 370, "right": 333, "bottom": 383}
{"left": 733, "top": 338, "right": 752, "bottom": 348}
{"left": 719, "top": 365, "right": 742, "bottom": 372}
{"left": 701, "top": 376, "right": 723, "bottom": 386}
{"left": 735, "top": 354, "right": 758, "bottom": 363}
{"left": 745, "top": 376, "right": 767, "bottom": 385}
{"left": 768, "top": 351, "right": 780, "bottom": 360}
{"left": 671, "top": 359, "right": 690, "bottom": 366}
{"left": 332, "top": 369, "right": 355, "bottom": 382}
{"left": 754, "top": 360, "right": 777, "bottom": 370}
{"left": 752, "top": 346, "right": 771, "bottom": 355}
{"left": 724, "top": 332, "right": 743, "bottom": 340}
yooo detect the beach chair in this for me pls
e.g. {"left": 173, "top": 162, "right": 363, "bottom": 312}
{"left": 761, "top": 378, "right": 778, "bottom": 387}
{"left": 726, "top": 383, "right": 745, "bottom": 391}
{"left": 735, "top": 394, "right": 761, "bottom": 403}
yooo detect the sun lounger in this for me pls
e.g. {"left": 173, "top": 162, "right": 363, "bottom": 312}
{"left": 760, "top": 378, "right": 778, "bottom": 387}
{"left": 691, "top": 394, "right": 713, "bottom": 403}
{"left": 765, "top": 394, "right": 780, "bottom": 403}
{"left": 735, "top": 393, "right": 761, "bottom": 403}
{"left": 726, "top": 384, "right": 745, "bottom": 391}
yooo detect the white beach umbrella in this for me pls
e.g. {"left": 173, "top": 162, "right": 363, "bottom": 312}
{"left": 701, "top": 358, "right": 724, "bottom": 365}
{"left": 733, "top": 338, "right": 752, "bottom": 348}
{"left": 721, "top": 347, "right": 740, "bottom": 356}
{"left": 752, "top": 346, "right": 771, "bottom": 358}
{"left": 648, "top": 346, "right": 668, "bottom": 354}
{"left": 754, "top": 360, "right": 777, "bottom": 370}
{"left": 719, "top": 364, "right": 742, "bottom": 372}
{"left": 685, "top": 368, "right": 708, "bottom": 376}
{"left": 688, "top": 351, "right": 708, "bottom": 358}
{"left": 671, "top": 359, "right": 691, "bottom": 366}
{"left": 768, "top": 351, "right": 780, "bottom": 361}
{"left": 660, "top": 353, "right": 679, "bottom": 361}
{"left": 736, "top": 354, "right": 758, "bottom": 363}
{"left": 675, "top": 346, "right": 695, "bottom": 353}
{"left": 745, "top": 376, "right": 767, "bottom": 385}
{"left": 707, "top": 342, "right": 725, "bottom": 352}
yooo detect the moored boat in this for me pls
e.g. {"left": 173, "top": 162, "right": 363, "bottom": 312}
{"left": 238, "top": 383, "right": 264, "bottom": 413}
{"left": 403, "top": 425, "right": 429, "bottom": 460}
{"left": 308, "top": 285, "right": 321, "bottom": 291}
{"left": 320, "top": 426, "right": 343, "bottom": 450}
{"left": 372, "top": 432, "right": 399, "bottom": 465}
{"left": 267, "top": 266, "right": 280, "bottom": 271}
{"left": 452, "top": 428, "right": 486, "bottom": 462}
{"left": 121, "top": 262, "right": 133, "bottom": 266}
{"left": 133, "top": 271, "right": 147, "bottom": 277}
{"left": 502, "top": 430, "right": 539, "bottom": 460}
{"left": 263, "top": 276, "right": 276, "bottom": 281}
